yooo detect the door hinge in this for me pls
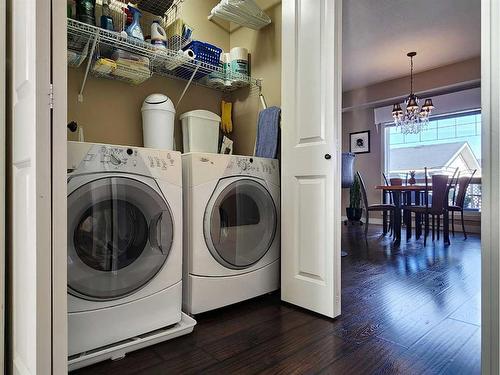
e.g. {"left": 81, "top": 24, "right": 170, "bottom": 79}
{"left": 48, "top": 84, "right": 54, "bottom": 109}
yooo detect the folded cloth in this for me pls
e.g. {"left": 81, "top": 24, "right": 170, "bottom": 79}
{"left": 255, "top": 106, "right": 280, "bottom": 158}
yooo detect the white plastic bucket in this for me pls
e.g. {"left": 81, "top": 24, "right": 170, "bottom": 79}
{"left": 180, "top": 110, "right": 221, "bottom": 153}
{"left": 141, "top": 94, "right": 176, "bottom": 150}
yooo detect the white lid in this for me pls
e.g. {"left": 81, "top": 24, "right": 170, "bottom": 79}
{"left": 179, "top": 110, "right": 221, "bottom": 122}
{"left": 142, "top": 94, "right": 175, "bottom": 112}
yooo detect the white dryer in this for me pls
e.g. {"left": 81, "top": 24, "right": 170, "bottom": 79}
{"left": 182, "top": 153, "right": 280, "bottom": 314}
{"left": 67, "top": 142, "right": 182, "bottom": 356}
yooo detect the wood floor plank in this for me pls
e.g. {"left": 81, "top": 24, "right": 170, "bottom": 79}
{"left": 134, "top": 346, "right": 217, "bottom": 375}
{"left": 256, "top": 332, "right": 356, "bottom": 375}
{"left": 378, "top": 318, "right": 478, "bottom": 374}
{"left": 449, "top": 292, "right": 481, "bottom": 326}
{"left": 203, "top": 308, "right": 315, "bottom": 361}
{"left": 378, "top": 275, "right": 480, "bottom": 347}
{"left": 439, "top": 328, "right": 481, "bottom": 375}
{"left": 318, "top": 338, "right": 406, "bottom": 374}
{"left": 201, "top": 318, "right": 338, "bottom": 375}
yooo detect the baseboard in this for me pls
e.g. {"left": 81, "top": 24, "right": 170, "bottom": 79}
{"left": 341, "top": 216, "right": 383, "bottom": 225}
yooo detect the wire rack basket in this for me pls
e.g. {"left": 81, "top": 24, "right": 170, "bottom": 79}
{"left": 67, "top": 17, "right": 258, "bottom": 93}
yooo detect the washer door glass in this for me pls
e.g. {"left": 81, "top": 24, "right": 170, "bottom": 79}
{"left": 67, "top": 177, "right": 174, "bottom": 301}
{"left": 205, "top": 178, "right": 277, "bottom": 269}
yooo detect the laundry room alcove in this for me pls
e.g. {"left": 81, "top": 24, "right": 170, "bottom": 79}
{"left": 67, "top": 0, "right": 282, "bottom": 156}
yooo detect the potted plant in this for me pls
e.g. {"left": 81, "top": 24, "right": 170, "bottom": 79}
{"left": 408, "top": 170, "right": 416, "bottom": 185}
{"left": 346, "top": 174, "right": 363, "bottom": 221}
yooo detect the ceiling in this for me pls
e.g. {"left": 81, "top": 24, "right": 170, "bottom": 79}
{"left": 342, "top": 0, "right": 481, "bottom": 91}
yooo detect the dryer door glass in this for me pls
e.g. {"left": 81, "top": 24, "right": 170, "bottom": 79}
{"left": 205, "top": 178, "right": 277, "bottom": 269}
{"left": 67, "top": 177, "right": 174, "bottom": 301}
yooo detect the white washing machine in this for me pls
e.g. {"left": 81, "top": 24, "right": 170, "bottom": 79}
{"left": 182, "top": 153, "right": 280, "bottom": 314}
{"left": 67, "top": 142, "right": 183, "bottom": 356}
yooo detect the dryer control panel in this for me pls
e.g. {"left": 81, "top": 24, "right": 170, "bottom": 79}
{"left": 225, "top": 155, "right": 280, "bottom": 186}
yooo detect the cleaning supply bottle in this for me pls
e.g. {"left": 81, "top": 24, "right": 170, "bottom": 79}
{"left": 125, "top": 4, "right": 144, "bottom": 41}
{"left": 151, "top": 20, "right": 167, "bottom": 49}
{"left": 76, "top": 0, "right": 96, "bottom": 25}
{"left": 100, "top": 0, "right": 114, "bottom": 31}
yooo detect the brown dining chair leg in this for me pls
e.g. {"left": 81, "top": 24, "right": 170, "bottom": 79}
{"left": 432, "top": 215, "right": 435, "bottom": 241}
{"left": 461, "top": 210, "right": 467, "bottom": 240}
{"left": 424, "top": 214, "right": 429, "bottom": 246}
{"left": 437, "top": 215, "right": 440, "bottom": 240}
{"left": 406, "top": 211, "right": 412, "bottom": 242}
{"left": 389, "top": 210, "right": 394, "bottom": 236}
{"left": 451, "top": 211, "right": 455, "bottom": 236}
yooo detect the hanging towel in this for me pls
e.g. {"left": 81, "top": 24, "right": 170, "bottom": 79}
{"left": 255, "top": 106, "right": 280, "bottom": 158}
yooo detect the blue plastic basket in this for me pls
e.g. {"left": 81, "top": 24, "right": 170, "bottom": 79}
{"left": 174, "top": 40, "right": 223, "bottom": 80}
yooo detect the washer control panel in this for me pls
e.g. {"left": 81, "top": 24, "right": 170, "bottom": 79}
{"left": 68, "top": 143, "right": 180, "bottom": 182}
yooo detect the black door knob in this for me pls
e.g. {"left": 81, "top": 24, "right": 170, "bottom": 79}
{"left": 325, "top": 154, "right": 331, "bottom": 160}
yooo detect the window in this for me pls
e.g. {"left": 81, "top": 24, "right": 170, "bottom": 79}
{"left": 384, "top": 112, "right": 482, "bottom": 210}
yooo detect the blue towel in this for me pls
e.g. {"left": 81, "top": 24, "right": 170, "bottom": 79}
{"left": 255, "top": 106, "right": 281, "bottom": 158}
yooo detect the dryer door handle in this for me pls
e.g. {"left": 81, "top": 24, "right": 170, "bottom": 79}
{"left": 149, "top": 211, "right": 166, "bottom": 255}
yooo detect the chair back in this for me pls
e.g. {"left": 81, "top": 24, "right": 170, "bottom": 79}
{"left": 454, "top": 169, "right": 477, "bottom": 208}
{"left": 356, "top": 171, "right": 370, "bottom": 210}
{"left": 390, "top": 178, "right": 403, "bottom": 186}
{"left": 382, "top": 173, "right": 389, "bottom": 186}
{"left": 430, "top": 175, "right": 449, "bottom": 212}
{"left": 450, "top": 171, "right": 461, "bottom": 203}
{"left": 430, "top": 168, "right": 459, "bottom": 212}
{"left": 382, "top": 173, "right": 393, "bottom": 204}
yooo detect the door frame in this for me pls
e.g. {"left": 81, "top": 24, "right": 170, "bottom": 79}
{"left": 37, "top": 0, "right": 500, "bottom": 373}
{"left": 52, "top": 0, "right": 68, "bottom": 373}
{"left": 0, "top": 0, "right": 5, "bottom": 371}
{"left": 481, "top": 0, "right": 499, "bottom": 373}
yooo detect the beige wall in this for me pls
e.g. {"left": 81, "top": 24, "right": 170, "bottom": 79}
{"left": 341, "top": 57, "right": 481, "bottom": 212}
{"left": 68, "top": 0, "right": 229, "bottom": 149}
{"left": 229, "top": 3, "right": 282, "bottom": 155}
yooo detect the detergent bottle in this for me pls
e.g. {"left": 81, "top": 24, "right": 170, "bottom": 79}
{"left": 151, "top": 20, "right": 167, "bottom": 49}
{"left": 125, "top": 4, "right": 144, "bottom": 41}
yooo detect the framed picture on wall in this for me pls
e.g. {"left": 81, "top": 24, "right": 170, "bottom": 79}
{"left": 350, "top": 130, "right": 370, "bottom": 154}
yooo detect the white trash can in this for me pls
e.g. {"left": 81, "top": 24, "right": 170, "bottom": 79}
{"left": 180, "top": 110, "right": 221, "bottom": 153}
{"left": 141, "top": 94, "right": 176, "bottom": 150}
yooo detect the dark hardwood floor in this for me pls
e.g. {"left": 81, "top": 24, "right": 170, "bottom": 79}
{"left": 72, "top": 224, "right": 481, "bottom": 375}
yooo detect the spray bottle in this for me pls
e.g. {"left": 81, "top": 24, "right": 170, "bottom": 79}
{"left": 125, "top": 4, "right": 144, "bottom": 41}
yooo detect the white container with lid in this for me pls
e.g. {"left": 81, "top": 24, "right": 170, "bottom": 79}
{"left": 141, "top": 94, "right": 176, "bottom": 150}
{"left": 180, "top": 110, "right": 221, "bottom": 153}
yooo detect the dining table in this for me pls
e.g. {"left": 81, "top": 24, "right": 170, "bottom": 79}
{"left": 375, "top": 185, "right": 450, "bottom": 245}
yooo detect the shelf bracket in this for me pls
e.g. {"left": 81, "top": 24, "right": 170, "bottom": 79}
{"left": 78, "top": 29, "right": 99, "bottom": 103}
{"left": 175, "top": 61, "right": 201, "bottom": 108}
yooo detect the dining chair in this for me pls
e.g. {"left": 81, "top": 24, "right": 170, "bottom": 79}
{"left": 357, "top": 172, "right": 395, "bottom": 238}
{"left": 448, "top": 169, "right": 477, "bottom": 239}
{"left": 382, "top": 173, "right": 394, "bottom": 235}
{"left": 403, "top": 167, "right": 458, "bottom": 245}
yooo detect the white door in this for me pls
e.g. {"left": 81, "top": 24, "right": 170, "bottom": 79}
{"left": 281, "top": 0, "right": 342, "bottom": 318}
{"left": 10, "top": 0, "right": 56, "bottom": 373}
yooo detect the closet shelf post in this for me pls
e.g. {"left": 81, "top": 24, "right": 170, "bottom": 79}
{"left": 78, "top": 29, "right": 100, "bottom": 103}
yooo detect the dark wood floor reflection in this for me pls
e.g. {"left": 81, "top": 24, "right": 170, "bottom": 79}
{"left": 72, "top": 225, "right": 481, "bottom": 375}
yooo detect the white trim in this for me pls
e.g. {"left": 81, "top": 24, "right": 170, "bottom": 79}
{"left": 481, "top": 0, "right": 499, "bottom": 373}
{"left": 0, "top": 0, "right": 5, "bottom": 371}
{"left": 52, "top": 0, "right": 68, "bottom": 372}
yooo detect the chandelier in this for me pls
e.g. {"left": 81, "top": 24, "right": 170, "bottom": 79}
{"left": 391, "top": 52, "right": 435, "bottom": 134}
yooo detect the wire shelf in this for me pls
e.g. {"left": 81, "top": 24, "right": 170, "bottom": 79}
{"left": 67, "top": 18, "right": 258, "bottom": 93}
